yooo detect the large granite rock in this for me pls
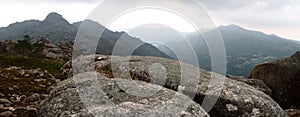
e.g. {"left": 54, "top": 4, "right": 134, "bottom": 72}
{"left": 0, "top": 40, "right": 15, "bottom": 53}
{"left": 250, "top": 51, "right": 300, "bottom": 109}
{"left": 40, "top": 72, "right": 209, "bottom": 117}
{"left": 36, "top": 38, "right": 64, "bottom": 59}
{"left": 227, "top": 75, "right": 272, "bottom": 96}
{"left": 56, "top": 54, "right": 287, "bottom": 116}
{"left": 58, "top": 60, "right": 72, "bottom": 81}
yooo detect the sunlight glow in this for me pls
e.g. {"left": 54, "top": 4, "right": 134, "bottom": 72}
{"left": 108, "top": 9, "right": 196, "bottom": 33}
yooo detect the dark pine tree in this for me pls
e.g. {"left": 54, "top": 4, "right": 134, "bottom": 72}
{"left": 15, "top": 35, "right": 32, "bottom": 59}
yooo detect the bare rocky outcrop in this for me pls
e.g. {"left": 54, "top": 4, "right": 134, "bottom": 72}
{"left": 250, "top": 51, "right": 300, "bottom": 109}
{"left": 55, "top": 54, "right": 287, "bottom": 117}
{"left": 36, "top": 38, "right": 64, "bottom": 59}
{"left": 0, "top": 40, "right": 15, "bottom": 53}
{"left": 58, "top": 60, "right": 72, "bottom": 81}
{"left": 40, "top": 72, "right": 209, "bottom": 117}
{"left": 35, "top": 38, "right": 72, "bottom": 61}
{"left": 57, "top": 41, "right": 73, "bottom": 59}
{"left": 227, "top": 75, "right": 272, "bottom": 96}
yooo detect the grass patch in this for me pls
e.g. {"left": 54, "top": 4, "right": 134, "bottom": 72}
{"left": 0, "top": 54, "right": 64, "bottom": 75}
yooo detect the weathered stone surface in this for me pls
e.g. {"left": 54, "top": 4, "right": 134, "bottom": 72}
{"left": 58, "top": 60, "right": 72, "bottom": 81}
{"left": 22, "top": 108, "right": 39, "bottom": 117}
{"left": 0, "top": 40, "right": 15, "bottom": 53}
{"left": 40, "top": 72, "right": 209, "bottom": 117}
{"left": 57, "top": 41, "right": 73, "bottom": 59}
{"left": 0, "top": 111, "right": 13, "bottom": 117}
{"left": 36, "top": 38, "right": 72, "bottom": 60}
{"left": 227, "top": 75, "right": 272, "bottom": 96}
{"left": 57, "top": 54, "right": 287, "bottom": 117}
{"left": 29, "top": 93, "right": 40, "bottom": 102}
{"left": 250, "top": 51, "right": 300, "bottom": 109}
{"left": 285, "top": 109, "right": 300, "bottom": 117}
{"left": 37, "top": 39, "right": 63, "bottom": 59}
{"left": 0, "top": 99, "right": 12, "bottom": 107}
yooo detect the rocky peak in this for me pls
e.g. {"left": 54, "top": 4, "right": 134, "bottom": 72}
{"left": 43, "top": 12, "right": 69, "bottom": 24}
{"left": 219, "top": 24, "right": 245, "bottom": 31}
{"left": 72, "top": 19, "right": 106, "bottom": 31}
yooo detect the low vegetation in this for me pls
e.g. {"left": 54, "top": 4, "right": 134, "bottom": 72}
{"left": 0, "top": 36, "right": 67, "bottom": 116}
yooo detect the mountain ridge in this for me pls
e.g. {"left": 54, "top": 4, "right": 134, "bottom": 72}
{"left": 158, "top": 24, "right": 300, "bottom": 76}
{"left": 0, "top": 12, "right": 170, "bottom": 58}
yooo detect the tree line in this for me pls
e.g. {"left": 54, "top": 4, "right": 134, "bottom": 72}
{"left": 0, "top": 35, "right": 45, "bottom": 59}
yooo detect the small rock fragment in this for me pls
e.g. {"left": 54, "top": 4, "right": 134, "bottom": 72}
{"left": 0, "top": 98, "right": 13, "bottom": 106}
{"left": 226, "top": 104, "right": 238, "bottom": 111}
{"left": 0, "top": 111, "right": 13, "bottom": 117}
{"left": 29, "top": 93, "right": 40, "bottom": 102}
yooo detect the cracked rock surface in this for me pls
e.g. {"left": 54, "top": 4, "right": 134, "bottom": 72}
{"left": 40, "top": 72, "right": 209, "bottom": 117}
{"left": 250, "top": 51, "right": 300, "bottom": 109}
{"left": 53, "top": 54, "right": 287, "bottom": 117}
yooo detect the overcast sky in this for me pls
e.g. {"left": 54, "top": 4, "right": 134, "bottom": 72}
{"left": 0, "top": 0, "right": 299, "bottom": 40}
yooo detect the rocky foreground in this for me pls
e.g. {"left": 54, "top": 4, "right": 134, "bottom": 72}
{"left": 40, "top": 73, "right": 210, "bottom": 117}
{"left": 0, "top": 67, "right": 57, "bottom": 117}
{"left": 2, "top": 53, "right": 300, "bottom": 116}
{"left": 38, "top": 54, "right": 287, "bottom": 117}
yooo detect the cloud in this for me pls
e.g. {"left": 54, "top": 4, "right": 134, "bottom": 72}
{"left": 0, "top": 0, "right": 299, "bottom": 40}
{"left": 0, "top": 0, "right": 100, "bottom": 4}
{"left": 199, "top": 0, "right": 300, "bottom": 40}
{"left": 197, "top": 0, "right": 292, "bottom": 11}
{"left": 46, "top": 0, "right": 100, "bottom": 4}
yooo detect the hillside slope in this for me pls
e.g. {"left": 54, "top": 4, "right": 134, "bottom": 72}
{"left": 0, "top": 13, "right": 169, "bottom": 58}
{"left": 161, "top": 25, "right": 300, "bottom": 76}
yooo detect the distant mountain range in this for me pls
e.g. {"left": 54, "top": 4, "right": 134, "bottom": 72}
{"left": 158, "top": 24, "right": 300, "bottom": 76}
{"left": 0, "top": 13, "right": 76, "bottom": 43}
{"left": 0, "top": 12, "right": 169, "bottom": 58}
{"left": 1, "top": 12, "right": 299, "bottom": 77}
